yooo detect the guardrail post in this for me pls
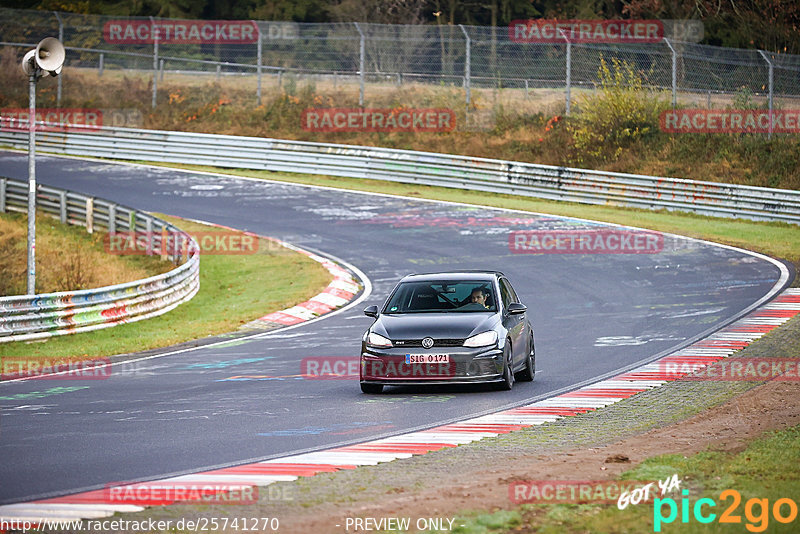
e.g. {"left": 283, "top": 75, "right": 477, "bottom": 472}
{"left": 354, "top": 22, "right": 365, "bottom": 107}
{"left": 216, "top": 64, "right": 221, "bottom": 80}
{"left": 108, "top": 204, "right": 116, "bottom": 233}
{"left": 256, "top": 22, "right": 263, "bottom": 105}
{"left": 459, "top": 25, "right": 471, "bottom": 116}
{"left": 663, "top": 38, "right": 677, "bottom": 109}
{"left": 758, "top": 50, "right": 774, "bottom": 140}
{"left": 145, "top": 217, "right": 153, "bottom": 255}
{"left": 129, "top": 210, "right": 136, "bottom": 231}
{"left": 0, "top": 178, "right": 6, "bottom": 213}
{"left": 86, "top": 197, "right": 94, "bottom": 234}
{"left": 59, "top": 191, "right": 67, "bottom": 223}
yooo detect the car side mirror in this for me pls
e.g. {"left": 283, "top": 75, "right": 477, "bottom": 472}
{"left": 507, "top": 302, "right": 527, "bottom": 315}
{"left": 364, "top": 305, "right": 379, "bottom": 318}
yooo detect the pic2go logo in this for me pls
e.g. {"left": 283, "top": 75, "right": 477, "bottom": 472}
{"left": 654, "top": 489, "right": 798, "bottom": 532}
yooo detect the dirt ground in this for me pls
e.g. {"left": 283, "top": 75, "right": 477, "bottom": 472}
{"left": 277, "top": 378, "right": 800, "bottom": 533}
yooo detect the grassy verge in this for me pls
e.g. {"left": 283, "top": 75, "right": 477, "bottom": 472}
{"left": 0, "top": 215, "right": 332, "bottom": 358}
{"left": 453, "top": 424, "right": 800, "bottom": 533}
{"left": 0, "top": 211, "right": 170, "bottom": 295}
{"left": 142, "top": 163, "right": 800, "bottom": 281}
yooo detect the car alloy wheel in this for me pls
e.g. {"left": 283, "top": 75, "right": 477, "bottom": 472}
{"left": 517, "top": 337, "right": 535, "bottom": 382}
{"left": 494, "top": 343, "right": 514, "bottom": 391}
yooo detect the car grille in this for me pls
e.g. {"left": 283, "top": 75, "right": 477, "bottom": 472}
{"left": 392, "top": 338, "right": 466, "bottom": 347}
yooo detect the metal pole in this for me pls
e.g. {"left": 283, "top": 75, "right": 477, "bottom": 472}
{"left": 459, "top": 25, "right": 471, "bottom": 114}
{"left": 566, "top": 42, "right": 571, "bottom": 115}
{"left": 354, "top": 22, "right": 365, "bottom": 107}
{"left": 663, "top": 38, "right": 677, "bottom": 109}
{"left": 99, "top": 53, "right": 104, "bottom": 76}
{"left": 256, "top": 22, "right": 262, "bottom": 105}
{"left": 54, "top": 12, "right": 63, "bottom": 107}
{"left": 151, "top": 16, "right": 158, "bottom": 109}
{"left": 758, "top": 50, "right": 774, "bottom": 139}
{"left": 27, "top": 72, "right": 37, "bottom": 295}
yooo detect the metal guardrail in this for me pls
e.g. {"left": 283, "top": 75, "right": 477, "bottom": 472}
{"left": 0, "top": 177, "right": 200, "bottom": 343}
{"left": 1, "top": 124, "right": 798, "bottom": 224}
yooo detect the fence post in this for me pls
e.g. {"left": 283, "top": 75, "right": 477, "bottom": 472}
{"left": 459, "top": 25, "right": 471, "bottom": 116}
{"left": 663, "top": 38, "right": 677, "bottom": 109}
{"left": 354, "top": 22, "right": 365, "bottom": 107}
{"left": 216, "top": 64, "right": 221, "bottom": 80}
{"left": 150, "top": 16, "right": 158, "bottom": 109}
{"left": 0, "top": 178, "right": 6, "bottom": 213}
{"left": 160, "top": 58, "right": 165, "bottom": 81}
{"left": 758, "top": 50, "right": 774, "bottom": 140}
{"left": 558, "top": 29, "right": 572, "bottom": 116}
{"left": 53, "top": 11, "right": 63, "bottom": 107}
{"left": 99, "top": 53, "right": 104, "bottom": 77}
{"left": 256, "top": 22, "right": 262, "bottom": 105}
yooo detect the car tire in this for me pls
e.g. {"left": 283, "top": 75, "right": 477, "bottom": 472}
{"left": 360, "top": 382, "right": 383, "bottom": 394}
{"left": 493, "top": 344, "right": 514, "bottom": 391}
{"left": 516, "top": 337, "right": 535, "bottom": 382}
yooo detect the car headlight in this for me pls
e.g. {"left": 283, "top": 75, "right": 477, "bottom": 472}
{"left": 463, "top": 331, "right": 498, "bottom": 348}
{"left": 367, "top": 332, "right": 392, "bottom": 348}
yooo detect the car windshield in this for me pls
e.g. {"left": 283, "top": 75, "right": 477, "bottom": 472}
{"left": 383, "top": 281, "right": 497, "bottom": 313}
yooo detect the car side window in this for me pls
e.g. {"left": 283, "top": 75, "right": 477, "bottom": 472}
{"left": 505, "top": 279, "right": 520, "bottom": 303}
{"left": 499, "top": 279, "right": 513, "bottom": 310}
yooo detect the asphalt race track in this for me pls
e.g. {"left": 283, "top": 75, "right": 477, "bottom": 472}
{"left": 0, "top": 151, "right": 788, "bottom": 504}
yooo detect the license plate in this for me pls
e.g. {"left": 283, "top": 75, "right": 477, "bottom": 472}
{"left": 405, "top": 354, "right": 450, "bottom": 364}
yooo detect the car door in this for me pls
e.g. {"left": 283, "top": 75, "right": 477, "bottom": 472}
{"left": 499, "top": 277, "right": 525, "bottom": 368}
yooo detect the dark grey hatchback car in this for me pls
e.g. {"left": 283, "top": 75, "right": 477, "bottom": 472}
{"left": 360, "top": 271, "right": 535, "bottom": 393}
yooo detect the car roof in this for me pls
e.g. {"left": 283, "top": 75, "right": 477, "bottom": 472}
{"left": 399, "top": 271, "right": 504, "bottom": 282}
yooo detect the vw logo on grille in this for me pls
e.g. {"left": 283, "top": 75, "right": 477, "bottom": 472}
{"left": 421, "top": 337, "right": 434, "bottom": 349}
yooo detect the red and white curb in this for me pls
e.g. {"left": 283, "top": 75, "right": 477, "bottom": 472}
{"left": 175, "top": 218, "right": 362, "bottom": 330}
{"left": 2, "top": 288, "right": 797, "bottom": 524}
{"left": 241, "top": 240, "right": 360, "bottom": 329}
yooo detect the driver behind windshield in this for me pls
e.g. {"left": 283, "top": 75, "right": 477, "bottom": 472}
{"left": 467, "top": 288, "right": 490, "bottom": 309}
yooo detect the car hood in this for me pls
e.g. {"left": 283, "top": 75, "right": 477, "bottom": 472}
{"left": 373, "top": 312, "right": 498, "bottom": 340}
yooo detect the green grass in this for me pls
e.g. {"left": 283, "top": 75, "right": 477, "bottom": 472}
{"left": 509, "top": 426, "right": 800, "bottom": 533}
{"left": 447, "top": 424, "right": 800, "bottom": 533}
{"left": 141, "top": 163, "right": 800, "bottom": 279}
{"left": 0, "top": 215, "right": 332, "bottom": 358}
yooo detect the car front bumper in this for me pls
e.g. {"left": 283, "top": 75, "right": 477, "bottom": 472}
{"left": 360, "top": 344, "right": 504, "bottom": 386}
